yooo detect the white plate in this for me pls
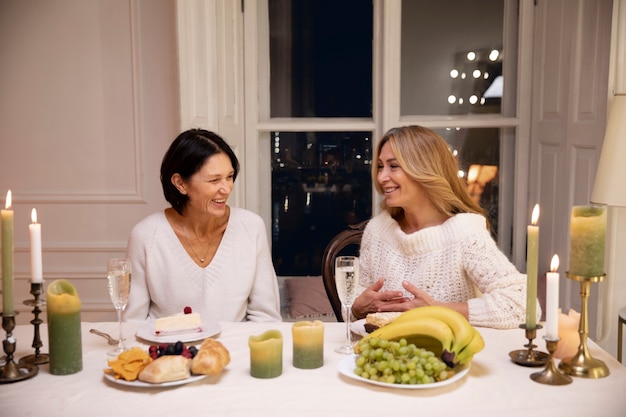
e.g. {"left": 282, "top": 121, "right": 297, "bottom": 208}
{"left": 337, "top": 355, "right": 470, "bottom": 389}
{"left": 104, "top": 372, "right": 207, "bottom": 388}
{"left": 136, "top": 321, "right": 221, "bottom": 343}
{"left": 350, "top": 319, "right": 368, "bottom": 337}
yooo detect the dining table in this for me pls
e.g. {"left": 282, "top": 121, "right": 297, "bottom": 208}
{"left": 1, "top": 319, "right": 625, "bottom": 417}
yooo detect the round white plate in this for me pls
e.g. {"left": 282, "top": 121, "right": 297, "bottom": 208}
{"left": 104, "top": 372, "right": 207, "bottom": 388}
{"left": 135, "top": 321, "right": 221, "bottom": 344}
{"left": 337, "top": 355, "right": 470, "bottom": 389}
{"left": 350, "top": 319, "right": 368, "bottom": 337}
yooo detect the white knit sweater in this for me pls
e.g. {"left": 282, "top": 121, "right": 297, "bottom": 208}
{"left": 358, "top": 211, "right": 537, "bottom": 329}
{"left": 125, "top": 207, "right": 282, "bottom": 323}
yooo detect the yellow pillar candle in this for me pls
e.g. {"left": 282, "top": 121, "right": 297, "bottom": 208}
{"left": 292, "top": 320, "right": 324, "bottom": 369}
{"left": 1, "top": 190, "right": 14, "bottom": 315}
{"left": 248, "top": 330, "right": 283, "bottom": 378}
{"left": 526, "top": 204, "right": 539, "bottom": 328}
{"left": 47, "top": 279, "right": 83, "bottom": 375}
{"left": 568, "top": 205, "right": 606, "bottom": 277}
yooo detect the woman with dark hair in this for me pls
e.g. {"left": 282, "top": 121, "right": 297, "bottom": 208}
{"left": 125, "top": 129, "right": 281, "bottom": 323}
{"left": 351, "top": 125, "right": 534, "bottom": 329}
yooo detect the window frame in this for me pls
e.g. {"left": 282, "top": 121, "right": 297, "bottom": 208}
{"left": 242, "top": 0, "right": 534, "bottom": 268}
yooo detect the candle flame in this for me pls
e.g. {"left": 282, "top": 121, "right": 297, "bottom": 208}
{"left": 531, "top": 204, "right": 540, "bottom": 225}
{"left": 31, "top": 208, "right": 38, "bottom": 223}
{"left": 5, "top": 190, "right": 11, "bottom": 209}
{"left": 550, "top": 254, "right": 559, "bottom": 272}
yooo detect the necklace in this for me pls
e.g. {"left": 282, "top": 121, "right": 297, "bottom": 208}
{"left": 182, "top": 232, "right": 212, "bottom": 263}
{"left": 189, "top": 242, "right": 210, "bottom": 263}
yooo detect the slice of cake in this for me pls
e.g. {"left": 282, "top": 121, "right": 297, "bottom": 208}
{"left": 364, "top": 311, "right": 402, "bottom": 333}
{"left": 155, "top": 307, "right": 203, "bottom": 336}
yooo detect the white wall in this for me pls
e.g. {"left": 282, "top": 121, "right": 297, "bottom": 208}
{"left": 0, "top": 0, "right": 180, "bottom": 324}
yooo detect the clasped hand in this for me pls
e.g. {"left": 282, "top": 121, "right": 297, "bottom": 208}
{"left": 351, "top": 278, "right": 437, "bottom": 319}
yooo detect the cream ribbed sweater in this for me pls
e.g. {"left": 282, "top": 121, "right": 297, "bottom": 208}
{"left": 358, "top": 212, "right": 537, "bottom": 329}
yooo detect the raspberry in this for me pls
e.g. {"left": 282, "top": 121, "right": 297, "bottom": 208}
{"left": 184, "top": 306, "right": 192, "bottom": 314}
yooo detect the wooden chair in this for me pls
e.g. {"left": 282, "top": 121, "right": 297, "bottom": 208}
{"left": 321, "top": 220, "right": 368, "bottom": 322}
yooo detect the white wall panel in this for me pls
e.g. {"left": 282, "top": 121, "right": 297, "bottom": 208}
{"left": 0, "top": 0, "right": 179, "bottom": 324}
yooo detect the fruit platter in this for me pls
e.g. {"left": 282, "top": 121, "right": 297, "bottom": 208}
{"left": 339, "top": 306, "right": 484, "bottom": 388}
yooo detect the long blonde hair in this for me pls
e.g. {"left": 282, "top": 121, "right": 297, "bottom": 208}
{"left": 373, "top": 125, "right": 485, "bottom": 219}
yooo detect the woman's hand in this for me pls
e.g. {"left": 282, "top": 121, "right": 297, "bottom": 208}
{"left": 351, "top": 278, "right": 408, "bottom": 319}
{"left": 352, "top": 280, "right": 469, "bottom": 320}
{"left": 399, "top": 281, "right": 469, "bottom": 319}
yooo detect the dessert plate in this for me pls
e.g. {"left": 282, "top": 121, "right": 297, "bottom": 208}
{"left": 104, "top": 373, "right": 207, "bottom": 388}
{"left": 338, "top": 355, "right": 470, "bottom": 390}
{"left": 136, "top": 320, "right": 221, "bottom": 344}
{"left": 350, "top": 319, "right": 368, "bottom": 337}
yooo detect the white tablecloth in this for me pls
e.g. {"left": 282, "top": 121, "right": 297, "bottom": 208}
{"left": 1, "top": 320, "right": 625, "bottom": 417}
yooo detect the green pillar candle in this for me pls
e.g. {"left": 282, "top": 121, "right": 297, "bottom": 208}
{"left": 568, "top": 205, "right": 607, "bottom": 277}
{"left": 47, "top": 279, "right": 83, "bottom": 375}
{"left": 1, "top": 190, "right": 14, "bottom": 315}
{"left": 248, "top": 330, "right": 282, "bottom": 378}
{"left": 292, "top": 320, "right": 324, "bottom": 369}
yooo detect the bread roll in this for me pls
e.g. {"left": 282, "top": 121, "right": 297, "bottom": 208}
{"left": 138, "top": 355, "right": 191, "bottom": 383}
{"left": 191, "top": 338, "right": 231, "bottom": 375}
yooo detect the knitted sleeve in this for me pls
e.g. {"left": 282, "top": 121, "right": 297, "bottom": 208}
{"left": 463, "top": 229, "right": 536, "bottom": 329}
{"left": 355, "top": 218, "right": 383, "bottom": 295}
{"left": 124, "top": 213, "right": 158, "bottom": 323}
{"left": 241, "top": 211, "right": 282, "bottom": 322}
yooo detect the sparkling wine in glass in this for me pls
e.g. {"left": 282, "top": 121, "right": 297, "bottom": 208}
{"left": 106, "top": 257, "right": 131, "bottom": 357}
{"left": 335, "top": 256, "right": 358, "bottom": 354}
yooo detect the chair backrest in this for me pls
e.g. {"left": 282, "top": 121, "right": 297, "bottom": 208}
{"left": 321, "top": 220, "right": 368, "bottom": 322}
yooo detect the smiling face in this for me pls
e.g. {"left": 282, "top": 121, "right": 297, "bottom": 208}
{"left": 180, "top": 152, "right": 234, "bottom": 217}
{"left": 376, "top": 142, "right": 430, "bottom": 211}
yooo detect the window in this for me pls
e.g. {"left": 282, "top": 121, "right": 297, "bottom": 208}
{"left": 247, "top": 0, "right": 528, "bottom": 276}
{"left": 268, "top": 0, "right": 374, "bottom": 275}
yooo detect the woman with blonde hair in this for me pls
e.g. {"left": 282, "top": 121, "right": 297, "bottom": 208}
{"left": 351, "top": 126, "right": 535, "bottom": 329}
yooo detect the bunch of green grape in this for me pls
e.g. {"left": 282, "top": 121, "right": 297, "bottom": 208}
{"left": 353, "top": 337, "right": 454, "bottom": 385}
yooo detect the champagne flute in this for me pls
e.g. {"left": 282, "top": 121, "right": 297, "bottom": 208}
{"left": 335, "top": 255, "right": 359, "bottom": 354}
{"left": 106, "top": 258, "right": 131, "bottom": 357}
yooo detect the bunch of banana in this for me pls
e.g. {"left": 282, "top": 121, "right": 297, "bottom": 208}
{"left": 356, "top": 306, "right": 484, "bottom": 368}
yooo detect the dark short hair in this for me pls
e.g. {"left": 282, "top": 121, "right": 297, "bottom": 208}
{"left": 160, "top": 129, "right": 240, "bottom": 214}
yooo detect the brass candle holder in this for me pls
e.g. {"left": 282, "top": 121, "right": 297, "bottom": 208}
{"left": 509, "top": 323, "right": 549, "bottom": 366}
{"left": 558, "top": 272, "right": 610, "bottom": 378}
{"left": 19, "top": 282, "right": 49, "bottom": 365}
{"left": 530, "top": 336, "right": 573, "bottom": 385}
{"left": 0, "top": 313, "right": 39, "bottom": 384}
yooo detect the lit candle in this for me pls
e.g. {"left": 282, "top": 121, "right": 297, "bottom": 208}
{"left": 1, "top": 190, "right": 14, "bottom": 315}
{"left": 248, "top": 330, "right": 283, "bottom": 378}
{"left": 526, "top": 204, "right": 539, "bottom": 329}
{"left": 568, "top": 205, "right": 606, "bottom": 277}
{"left": 29, "top": 208, "right": 43, "bottom": 283}
{"left": 545, "top": 255, "right": 560, "bottom": 340}
{"left": 292, "top": 320, "right": 324, "bottom": 369}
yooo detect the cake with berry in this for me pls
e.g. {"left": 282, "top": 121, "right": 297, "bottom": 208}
{"left": 155, "top": 307, "right": 203, "bottom": 336}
